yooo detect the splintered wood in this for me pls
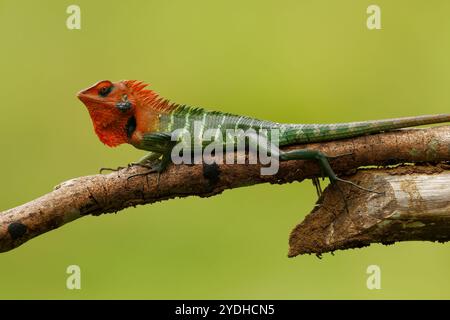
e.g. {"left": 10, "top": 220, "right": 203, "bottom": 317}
{"left": 289, "top": 165, "right": 450, "bottom": 257}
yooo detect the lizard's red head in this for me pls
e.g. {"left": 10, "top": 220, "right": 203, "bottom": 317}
{"left": 77, "top": 80, "right": 157, "bottom": 147}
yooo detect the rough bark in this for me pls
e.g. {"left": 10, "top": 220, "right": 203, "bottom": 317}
{"left": 1, "top": 126, "right": 450, "bottom": 253}
{"left": 288, "top": 164, "right": 450, "bottom": 257}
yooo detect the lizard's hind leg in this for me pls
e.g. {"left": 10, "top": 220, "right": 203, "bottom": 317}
{"left": 279, "top": 149, "right": 381, "bottom": 194}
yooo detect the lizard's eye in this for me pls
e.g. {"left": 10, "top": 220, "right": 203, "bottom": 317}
{"left": 98, "top": 85, "right": 113, "bottom": 97}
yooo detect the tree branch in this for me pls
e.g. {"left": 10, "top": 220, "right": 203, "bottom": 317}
{"left": 288, "top": 164, "right": 450, "bottom": 257}
{"left": 1, "top": 126, "right": 450, "bottom": 253}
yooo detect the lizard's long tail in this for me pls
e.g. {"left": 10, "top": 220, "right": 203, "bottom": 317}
{"left": 280, "top": 114, "right": 450, "bottom": 145}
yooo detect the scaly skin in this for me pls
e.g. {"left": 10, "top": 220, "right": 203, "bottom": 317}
{"left": 77, "top": 80, "right": 450, "bottom": 192}
{"left": 156, "top": 104, "right": 450, "bottom": 146}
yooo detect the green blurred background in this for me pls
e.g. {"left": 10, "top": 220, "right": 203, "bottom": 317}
{"left": 0, "top": 0, "right": 449, "bottom": 299}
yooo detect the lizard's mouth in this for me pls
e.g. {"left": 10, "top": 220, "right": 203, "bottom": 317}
{"left": 77, "top": 92, "right": 115, "bottom": 108}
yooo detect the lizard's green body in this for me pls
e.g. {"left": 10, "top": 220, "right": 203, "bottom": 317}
{"left": 154, "top": 104, "right": 449, "bottom": 146}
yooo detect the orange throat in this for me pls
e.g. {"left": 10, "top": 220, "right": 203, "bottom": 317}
{"left": 86, "top": 106, "right": 130, "bottom": 147}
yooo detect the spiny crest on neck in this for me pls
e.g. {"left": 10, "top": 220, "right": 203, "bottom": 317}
{"left": 123, "top": 80, "right": 179, "bottom": 113}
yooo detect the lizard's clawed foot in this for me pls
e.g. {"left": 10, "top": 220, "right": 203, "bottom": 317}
{"left": 127, "top": 161, "right": 165, "bottom": 180}
{"left": 330, "top": 175, "right": 384, "bottom": 214}
{"left": 99, "top": 161, "right": 156, "bottom": 174}
{"left": 127, "top": 162, "right": 154, "bottom": 170}
{"left": 312, "top": 177, "right": 323, "bottom": 197}
{"left": 331, "top": 176, "right": 384, "bottom": 195}
{"left": 127, "top": 161, "right": 166, "bottom": 193}
{"left": 99, "top": 166, "right": 126, "bottom": 174}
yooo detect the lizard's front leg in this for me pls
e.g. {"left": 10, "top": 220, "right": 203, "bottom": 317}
{"left": 126, "top": 149, "right": 173, "bottom": 192}
{"left": 99, "top": 151, "right": 162, "bottom": 173}
{"left": 129, "top": 151, "right": 163, "bottom": 169}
